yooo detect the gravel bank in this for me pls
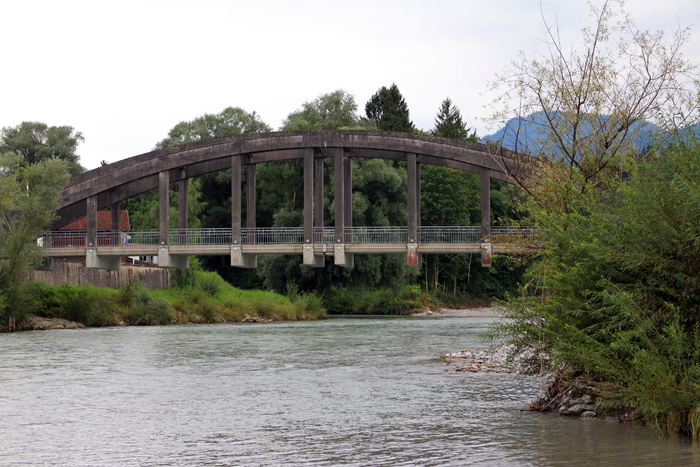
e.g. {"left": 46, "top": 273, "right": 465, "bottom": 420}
{"left": 413, "top": 307, "right": 505, "bottom": 317}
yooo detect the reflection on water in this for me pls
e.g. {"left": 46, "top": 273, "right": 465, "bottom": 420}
{"left": 0, "top": 316, "right": 697, "bottom": 466}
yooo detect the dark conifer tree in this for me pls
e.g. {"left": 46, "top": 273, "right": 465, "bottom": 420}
{"left": 365, "top": 84, "right": 415, "bottom": 132}
{"left": 432, "top": 98, "right": 477, "bottom": 141}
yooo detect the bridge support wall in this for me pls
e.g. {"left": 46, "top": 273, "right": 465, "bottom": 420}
{"left": 86, "top": 248, "right": 122, "bottom": 270}
{"left": 230, "top": 245, "right": 257, "bottom": 268}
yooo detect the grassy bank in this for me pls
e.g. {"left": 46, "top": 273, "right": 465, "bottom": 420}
{"left": 7, "top": 270, "right": 326, "bottom": 330}
{"left": 320, "top": 284, "right": 485, "bottom": 315}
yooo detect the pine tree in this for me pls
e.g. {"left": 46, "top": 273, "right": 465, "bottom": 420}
{"left": 432, "top": 98, "right": 477, "bottom": 141}
{"left": 365, "top": 84, "right": 415, "bottom": 132}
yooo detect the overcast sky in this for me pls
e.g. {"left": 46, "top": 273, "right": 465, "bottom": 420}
{"left": 2, "top": 0, "right": 699, "bottom": 170}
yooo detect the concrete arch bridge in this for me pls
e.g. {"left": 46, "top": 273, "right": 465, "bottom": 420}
{"left": 40, "top": 130, "right": 536, "bottom": 270}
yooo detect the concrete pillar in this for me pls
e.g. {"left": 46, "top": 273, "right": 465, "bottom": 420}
{"left": 231, "top": 155, "right": 256, "bottom": 268}
{"left": 343, "top": 152, "right": 352, "bottom": 242}
{"left": 87, "top": 195, "right": 97, "bottom": 247}
{"left": 178, "top": 177, "right": 188, "bottom": 245}
{"left": 157, "top": 169, "right": 188, "bottom": 268}
{"left": 231, "top": 155, "right": 241, "bottom": 245}
{"left": 303, "top": 149, "right": 323, "bottom": 266}
{"left": 481, "top": 170, "right": 491, "bottom": 239}
{"left": 334, "top": 148, "right": 344, "bottom": 244}
{"left": 417, "top": 162, "right": 421, "bottom": 230}
{"left": 110, "top": 202, "right": 121, "bottom": 231}
{"left": 246, "top": 163, "right": 256, "bottom": 243}
{"left": 179, "top": 176, "right": 188, "bottom": 230}
{"left": 407, "top": 153, "right": 422, "bottom": 267}
{"left": 110, "top": 201, "right": 121, "bottom": 246}
{"left": 304, "top": 149, "right": 314, "bottom": 244}
{"left": 334, "top": 148, "right": 352, "bottom": 267}
{"left": 159, "top": 171, "right": 170, "bottom": 246}
{"left": 407, "top": 153, "right": 419, "bottom": 244}
{"left": 314, "top": 153, "right": 324, "bottom": 241}
{"left": 86, "top": 196, "right": 120, "bottom": 270}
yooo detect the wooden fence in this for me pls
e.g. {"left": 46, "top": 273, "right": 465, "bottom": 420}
{"left": 27, "top": 260, "right": 171, "bottom": 290}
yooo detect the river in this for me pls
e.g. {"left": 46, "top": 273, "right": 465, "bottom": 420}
{"left": 1, "top": 316, "right": 698, "bottom": 466}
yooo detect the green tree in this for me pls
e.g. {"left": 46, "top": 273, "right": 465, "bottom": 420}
{"left": 156, "top": 107, "right": 271, "bottom": 148}
{"left": 282, "top": 90, "right": 373, "bottom": 131}
{"left": 432, "top": 98, "right": 477, "bottom": 141}
{"left": 0, "top": 121, "right": 85, "bottom": 175}
{"left": 0, "top": 153, "right": 71, "bottom": 320}
{"left": 365, "top": 84, "right": 415, "bottom": 132}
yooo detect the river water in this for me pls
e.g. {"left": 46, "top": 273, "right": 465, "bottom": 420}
{"left": 1, "top": 316, "right": 698, "bottom": 466}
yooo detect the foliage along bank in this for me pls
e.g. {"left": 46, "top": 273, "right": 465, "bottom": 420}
{"left": 4, "top": 269, "right": 326, "bottom": 332}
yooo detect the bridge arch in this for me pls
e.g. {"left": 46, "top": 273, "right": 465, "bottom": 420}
{"left": 51, "top": 130, "right": 528, "bottom": 269}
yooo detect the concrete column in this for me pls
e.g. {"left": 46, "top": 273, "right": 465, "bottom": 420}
{"left": 246, "top": 163, "right": 256, "bottom": 243}
{"left": 179, "top": 176, "right": 188, "bottom": 230}
{"left": 155, "top": 169, "right": 189, "bottom": 269}
{"left": 304, "top": 149, "right": 314, "bottom": 244}
{"left": 314, "top": 153, "right": 324, "bottom": 240}
{"left": 481, "top": 170, "right": 491, "bottom": 239}
{"left": 407, "top": 153, "right": 419, "bottom": 243}
{"left": 159, "top": 171, "right": 170, "bottom": 245}
{"left": 417, "top": 162, "right": 421, "bottom": 229}
{"left": 87, "top": 195, "right": 97, "bottom": 247}
{"left": 407, "top": 153, "right": 421, "bottom": 267}
{"left": 177, "top": 177, "right": 188, "bottom": 247}
{"left": 333, "top": 148, "right": 352, "bottom": 267}
{"left": 343, "top": 152, "right": 352, "bottom": 242}
{"left": 334, "top": 148, "right": 344, "bottom": 243}
{"left": 303, "top": 149, "right": 324, "bottom": 267}
{"left": 231, "top": 155, "right": 256, "bottom": 268}
{"left": 86, "top": 196, "right": 121, "bottom": 270}
{"left": 110, "top": 201, "right": 121, "bottom": 246}
{"left": 231, "top": 155, "right": 241, "bottom": 245}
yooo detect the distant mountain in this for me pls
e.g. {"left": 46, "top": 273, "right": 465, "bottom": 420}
{"left": 481, "top": 111, "right": 660, "bottom": 155}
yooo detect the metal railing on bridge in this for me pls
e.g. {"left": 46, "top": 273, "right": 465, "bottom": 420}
{"left": 39, "top": 226, "right": 536, "bottom": 249}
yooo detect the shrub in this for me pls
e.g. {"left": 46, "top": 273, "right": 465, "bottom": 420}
{"left": 124, "top": 297, "right": 173, "bottom": 325}
{"left": 196, "top": 271, "right": 225, "bottom": 297}
{"left": 115, "top": 281, "right": 150, "bottom": 308}
{"left": 171, "top": 268, "right": 196, "bottom": 290}
{"left": 44, "top": 284, "right": 118, "bottom": 326}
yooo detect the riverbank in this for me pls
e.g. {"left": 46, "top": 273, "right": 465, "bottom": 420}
{"left": 1, "top": 273, "right": 326, "bottom": 332}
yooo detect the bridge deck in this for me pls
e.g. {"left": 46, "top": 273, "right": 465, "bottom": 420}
{"left": 39, "top": 226, "right": 537, "bottom": 268}
{"left": 41, "top": 242, "right": 533, "bottom": 257}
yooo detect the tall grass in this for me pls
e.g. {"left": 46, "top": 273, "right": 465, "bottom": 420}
{"left": 13, "top": 270, "right": 326, "bottom": 329}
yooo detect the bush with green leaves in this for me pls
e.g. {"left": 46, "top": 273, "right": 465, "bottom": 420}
{"left": 494, "top": 138, "right": 700, "bottom": 439}
{"left": 114, "top": 281, "right": 173, "bottom": 325}
{"left": 20, "top": 283, "right": 118, "bottom": 327}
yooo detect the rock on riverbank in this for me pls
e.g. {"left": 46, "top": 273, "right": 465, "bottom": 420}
{"left": 414, "top": 306, "right": 505, "bottom": 317}
{"left": 442, "top": 345, "right": 524, "bottom": 374}
{"left": 26, "top": 315, "right": 86, "bottom": 331}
